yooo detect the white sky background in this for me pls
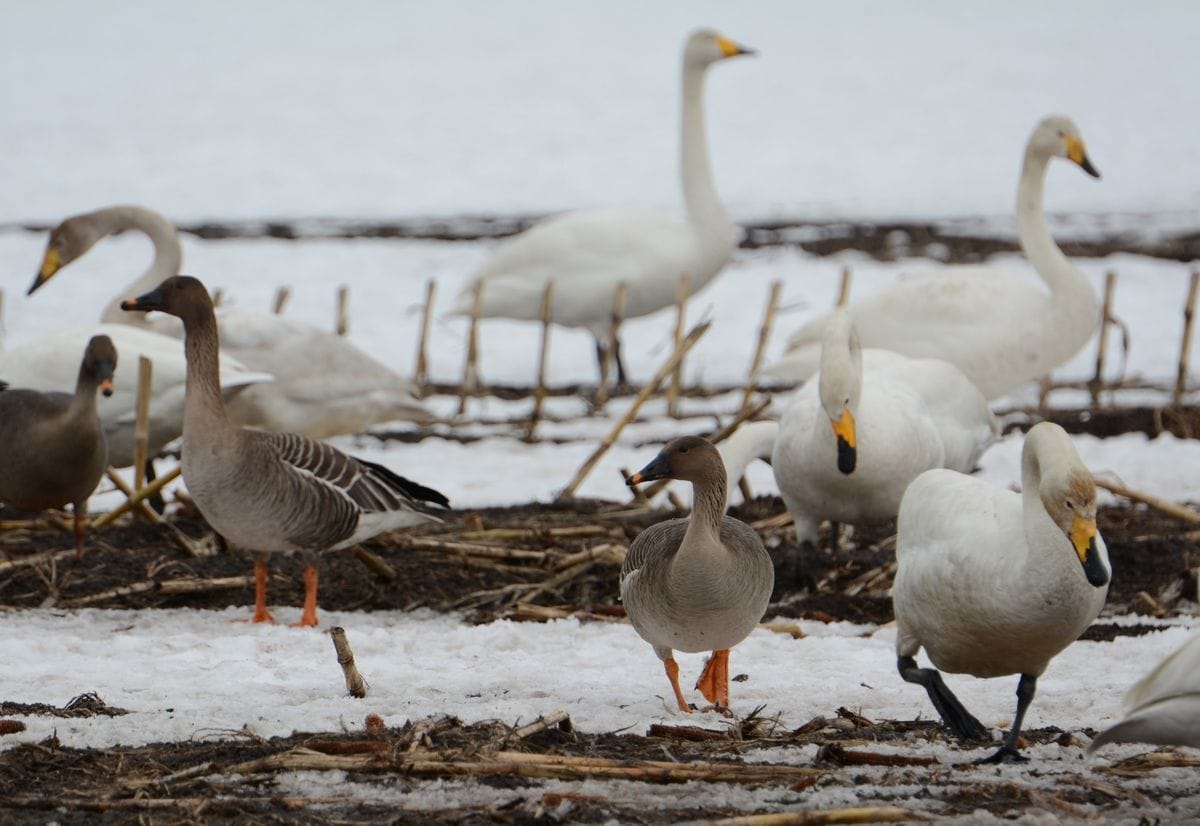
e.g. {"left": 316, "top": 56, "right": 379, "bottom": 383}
{"left": 2, "top": 1, "right": 1199, "bottom": 222}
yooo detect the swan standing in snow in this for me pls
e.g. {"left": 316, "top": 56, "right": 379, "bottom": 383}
{"left": 30, "top": 204, "right": 429, "bottom": 438}
{"left": 771, "top": 309, "right": 997, "bottom": 548}
{"left": 893, "top": 422, "right": 1111, "bottom": 763}
{"left": 767, "top": 115, "right": 1102, "bottom": 400}
{"left": 1088, "top": 632, "right": 1200, "bottom": 753}
{"left": 450, "top": 28, "right": 753, "bottom": 384}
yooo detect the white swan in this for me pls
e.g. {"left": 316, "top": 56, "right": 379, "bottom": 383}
{"left": 767, "top": 115, "right": 1101, "bottom": 400}
{"left": 1089, "top": 632, "right": 1200, "bottom": 753}
{"left": 29, "top": 204, "right": 430, "bottom": 437}
{"left": 770, "top": 309, "right": 997, "bottom": 546}
{"left": 449, "top": 28, "right": 753, "bottom": 383}
{"left": 893, "top": 421, "right": 1111, "bottom": 762}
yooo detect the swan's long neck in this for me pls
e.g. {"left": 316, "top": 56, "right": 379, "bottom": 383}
{"left": 680, "top": 62, "right": 734, "bottom": 252}
{"left": 98, "top": 206, "right": 183, "bottom": 324}
{"left": 1015, "top": 149, "right": 1088, "bottom": 302}
{"left": 181, "top": 308, "right": 233, "bottom": 432}
{"left": 718, "top": 421, "right": 778, "bottom": 508}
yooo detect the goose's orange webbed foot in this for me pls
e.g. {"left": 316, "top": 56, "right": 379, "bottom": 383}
{"left": 288, "top": 565, "right": 320, "bottom": 628}
{"left": 664, "top": 657, "right": 692, "bottom": 713}
{"left": 695, "top": 649, "right": 731, "bottom": 711}
{"left": 234, "top": 559, "right": 277, "bottom": 624}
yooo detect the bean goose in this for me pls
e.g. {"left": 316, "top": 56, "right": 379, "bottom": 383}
{"left": 623, "top": 436, "right": 773, "bottom": 712}
{"left": 772, "top": 308, "right": 997, "bottom": 549}
{"left": 450, "top": 29, "right": 754, "bottom": 383}
{"left": 0, "top": 335, "right": 116, "bottom": 556}
{"left": 892, "top": 422, "right": 1111, "bottom": 762}
{"left": 767, "top": 115, "right": 1102, "bottom": 400}
{"left": 121, "top": 276, "right": 448, "bottom": 626}
{"left": 30, "top": 204, "right": 429, "bottom": 438}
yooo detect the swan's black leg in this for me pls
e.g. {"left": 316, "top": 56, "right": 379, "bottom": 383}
{"left": 898, "top": 656, "right": 990, "bottom": 742}
{"left": 613, "top": 337, "right": 628, "bottom": 386}
{"left": 144, "top": 459, "right": 166, "bottom": 514}
{"left": 977, "top": 673, "right": 1036, "bottom": 764}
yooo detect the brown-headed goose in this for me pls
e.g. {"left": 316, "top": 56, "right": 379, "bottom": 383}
{"left": 623, "top": 436, "right": 773, "bottom": 712}
{"left": 121, "top": 276, "right": 447, "bottom": 626}
{"left": 0, "top": 335, "right": 116, "bottom": 556}
{"left": 892, "top": 421, "right": 1110, "bottom": 762}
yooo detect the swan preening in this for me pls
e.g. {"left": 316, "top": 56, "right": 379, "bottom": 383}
{"left": 623, "top": 436, "right": 773, "bottom": 712}
{"left": 767, "top": 115, "right": 1102, "bottom": 400}
{"left": 121, "top": 276, "right": 447, "bottom": 626}
{"left": 30, "top": 204, "right": 429, "bottom": 440}
{"left": 450, "top": 28, "right": 752, "bottom": 383}
{"left": 893, "top": 422, "right": 1111, "bottom": 762}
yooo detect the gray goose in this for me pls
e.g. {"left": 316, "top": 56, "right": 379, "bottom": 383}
{"left": 0, "top": 335, "right": 116, "bottom": 556}
{"left": 121, "top": 276, "right": 448, "bottom": 626}
{"left": 624, "top": 436, "right": 773, "bottom": 712}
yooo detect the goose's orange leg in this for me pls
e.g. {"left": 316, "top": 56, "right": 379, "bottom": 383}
{"left": 289, "top": 564, "right": 320, "bottom": 628}
{"left": 664, "top": 657, "right": 691, "bottom": 713}
{"left": 696, "top": 649, "right": 731, "bottom": 709}
{"left": 73, "top": 506, "right": 87, "bottom": 559}
{"left": 238, "top": 558, "right": 276, "bottom": 624}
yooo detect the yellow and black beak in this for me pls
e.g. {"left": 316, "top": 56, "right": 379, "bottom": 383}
{"left": 1070, "top": 514, "right": 1109, "bottom": 587}
{"left": 831, "top": 408, "right": 857, "bottom": 475}
{"left": 28, "top": 248, "right": 62, "bottom": 295}
{"left": 715, "top": 35, "right": 756, "bottom": 59}
{"left": 1065, "top": 136, "right": 1100, "bottom": 179}
{"left": 626, "top": 451, "right": 671, "bottom": 486}
{"left": 120, "top": 285, "right": 167, "bottom": 314}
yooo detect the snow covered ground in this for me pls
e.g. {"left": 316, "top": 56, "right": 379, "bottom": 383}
{"left": 0, "top": 5, "right": 1198, "bottom": 815}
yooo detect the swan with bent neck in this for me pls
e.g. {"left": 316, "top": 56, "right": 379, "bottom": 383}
{"left": 767, "top": 115, "right": 1102, "bottom": 400}
{"left": 892, "top": 421, "right": 1111, "bottom": 763}
{"left": 450, "top": 28, "right": 753, "bottom": 384}
{"left": 771, "top": 308, "right": 998, "bottom": 548}
{"left": 30, "top": 204, "right": 429, "bottom": 438}
{"left": 623, "top": 436, "right": 773, "bottom": 713}
{"left": 120, "top": 275, "right": 448, "bottom": 627}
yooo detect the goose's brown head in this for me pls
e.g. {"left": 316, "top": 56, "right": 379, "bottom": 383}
{"left": 82, "top": 334, "right": 118, "bottom": 398}
{"left": 626, "top": 436, "right": 724, "bottom": 486}
{"left": 120, "top": 275, "right": 214, "bottom": 323}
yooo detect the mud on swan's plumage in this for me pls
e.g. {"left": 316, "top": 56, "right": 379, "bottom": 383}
{"left": 30, "top": 204, "right": 430, "bottom": 438}
{"left": 770, "top": 308, "right": 997, "bottom": 547}
{"left": 767, "top": 115, "right": 1102, "bottom": 400}
{"left": 449, "top": 28, "right": 754, "bottom": 384}
{"left": 892, "top": 421, "right": 1111, "bottom": 762}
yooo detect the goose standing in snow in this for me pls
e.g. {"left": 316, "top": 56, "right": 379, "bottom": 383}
{"left": 767, "top": 115, "right": 1102, "bottom": 400}
{"left": 771, "top": 309, "right": 997, "bottom": 549}
{"left": 0, "top": 335, "right": 116, "bottom": 556}
{"left": 122, "top": 276, "right": 447, "bottom": 626}
{"left": 623, "top": 436, "right": 773, "bottom": 712}
{"left": 893, "top": 422, "right": 1111, "bottom": 762}
{"left": 1088, "top": 632, "right": 1200, "bottom": 753}
{"left": 451, "top": 29, "right": 753, "bottom": 384}
{"left": 31, "top": 204, "right": 429, "bottom": 438}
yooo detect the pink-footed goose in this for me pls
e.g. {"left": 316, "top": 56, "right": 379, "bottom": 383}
{"left": 623, "top": 436, "right": 773, "bottom": 712}
{"left": 121, "top": 276, "right": 447, "bottom": 626}
{"left": 0, "top": 335, "right": 116, "bottom": 556}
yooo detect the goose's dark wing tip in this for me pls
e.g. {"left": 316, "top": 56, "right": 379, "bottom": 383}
{"left": 359, "top": 458, "right": 450, "bottom": 509}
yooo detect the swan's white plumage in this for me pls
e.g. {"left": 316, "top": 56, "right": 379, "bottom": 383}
{"left": 1089, "top": 633, "right": 1200, "bottom": 752}
{"left": 32, "top": 204, "right": 429, "bottom": 438}
{"left": 893, "top": 422, "right": 1111, "bottom": 680}
{"left": 767, "top": 115, "right": 1101, "bottom": 399}
{"left": 449, "top": 29, "right": 750, "bottom": 368}
{"left": 0, "top": 323, "right": 268, "bottom": 468}
{"left": 770, "top": 311, "right": 997, "bottom": 543}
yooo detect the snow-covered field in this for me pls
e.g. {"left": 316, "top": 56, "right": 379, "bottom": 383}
{"left": 2, "top": 1, "right": 1199, "bottom": 819}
